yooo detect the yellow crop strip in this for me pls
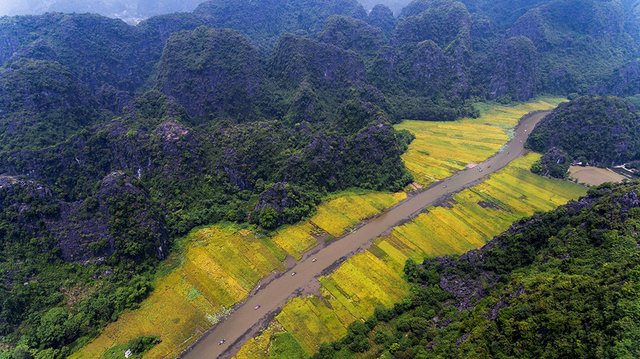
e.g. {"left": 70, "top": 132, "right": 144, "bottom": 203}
{"left": 72, "top": 225, "right": 286, "bottom": 359}
{"left": 77, "top": 99, "right": 574, "bottom": 359}
{"left": 238, "top": 153, "right": 586, "bottom": 358}
{"left": 396, "top": 97, "right": 565, "bottom": 186}
{"left": 271, "top": 250, "right": 410, "bottom": 354}
{"left": 272, "top": 222, "right": 318, "bottom": 260}
{"left": 235, "top": 322, "right": 284, "bottom": 359}
{"left": 310, "top": 191, "right": 406, "bottom": 237}
{"left": 73, "top": 191, "right": 404, "bottom": 359}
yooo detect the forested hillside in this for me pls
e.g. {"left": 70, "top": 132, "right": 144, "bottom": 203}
{"left": 315, "top": 182, "right": 640, "bottom": 358}
{"left": 528, "top": 96, "right": 640, "bottom": 176}
{"left": 0, "top": 0, "right": 639, "bottom": 357}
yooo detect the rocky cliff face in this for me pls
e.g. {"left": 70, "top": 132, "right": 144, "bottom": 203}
{"left": 0, "top": 0, "right": 636, "bottom": 132}
{"left": 0, "top": 58, "right": 92, "bottom": 113}
{"left": 401, "top": 40, "right": 463, "bottom": 98}
{"left": 15, "top": 14, "right": 143, "bottom": 91}
{"left": 367, "top": 4, "right": 396, "bottom": 36}
{"left": 0, "top": 15, "right": 56, "bottom": 66}
{"left": 2, "top": 112, "right": 207, "bottom": 202}
{"left": 509, "top": 0, "right": 625, "bottom": 47}
{"left": 489, "top": 36, "right": 539, "bottom": 101}
{"left": 156, "top": 27, "right": 265, "bottom": 121}
{"left": 53, "top": 172, "right": 168, "bottom": 263}
{"left": 596, "top": 60, "right": 640, "bottom": 97}
{"left": 0, "top": 12, "right": 203, "bottom": 105}
{"left": 0, "top": 58, "right": 103, "bottom": 152}
{"left": 320, "top": 15, "right": 387, "bottom": 56}
{"left": 510, "top": 0, "right": 636, "bottom": 92}
{"left": 394, "top": 0, "right": 472, "bottom": 100}
{"left": 269, "top": 33, "right": 375, "bottom": 122}
{"left": 271, "top": 34, "right": 367, "bottom": 90}
{"left": 0, "top": 172, "right": 168, "bottom": 264}
{"left": 396, "top": 0, "right": 471, "bottom": 49}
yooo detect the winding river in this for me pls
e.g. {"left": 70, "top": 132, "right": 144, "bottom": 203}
{"left": 181, "top": 110, "right": 550, "bottom": 359}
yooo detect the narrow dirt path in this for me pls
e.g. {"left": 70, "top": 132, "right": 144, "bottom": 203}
{"left": 181, "top": 111, "right": 550, "bottom": 359}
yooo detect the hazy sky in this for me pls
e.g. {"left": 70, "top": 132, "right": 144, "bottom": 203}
{"left": 359, "top": 0, "right": 412, "bottom": 14}
{"left": 0, "top": 0, "right": 203, "bottom": 22}
{"left": 0, "top": 0, "right": 412, "bottom": 19}
{"left": 0, "top": 0, "right": 48, "bottom": 16}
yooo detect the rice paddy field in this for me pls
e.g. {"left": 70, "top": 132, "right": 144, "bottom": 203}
{"left": 396, "top": 97, "right": 565, "bottom": 186}
{"left": 76, "top": 99, "right": 570, "bottom": 358}
{"left": 71, "top": 191, "right": 405, "bottom": 359}
{"left": 234, "top": 153, "right": 587, "bottom": 358}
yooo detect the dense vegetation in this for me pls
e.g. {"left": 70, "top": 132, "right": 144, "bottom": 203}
{"left": 0, "top": 91, "right": 413, "bottom": 358}
{"left": 0, "top": 174, "right": 161, "bottom": 359}
{"left": 530, "top": 146, "right": 571, "bottom": 179}
{"left": 155, "top": 27, "right": 268, "bottom": 121}
{"left": 0, "top": 59, "right": 105, "bottom": 152}
{"left": 528, "top": 96, "right": 640, "bottom": 174}
{"left": 1, "top": 0, "right": 637, "bottom": 136}
{"left": 314, "top": 182, "right": 640, "bottom": 358}
{"left": 0, "top": 0, "right": 639, "bottom": 357}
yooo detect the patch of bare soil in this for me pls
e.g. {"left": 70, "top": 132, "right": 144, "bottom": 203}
{"left": 569, "top": 166, "right": 628, "bottom": 186}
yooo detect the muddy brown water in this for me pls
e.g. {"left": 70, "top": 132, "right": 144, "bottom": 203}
{"left": 181, "top": 111, "right": 550, "bottom": 359}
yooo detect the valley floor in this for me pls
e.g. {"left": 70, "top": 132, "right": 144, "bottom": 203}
{"left": 71, "top": 98, "right": 581, "bottom": 359}
{"left": 233, "top": 153, "right": 585, "bottom": 359}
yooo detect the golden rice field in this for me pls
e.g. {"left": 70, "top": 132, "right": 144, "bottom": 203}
{"left": 72, "top": 226, "right": 286, "bottom": 359}
{"left": 235, "top": 153, "right": 587, "bottom": 358}
{"left": 310, "top": 191, "right": 406, "bottom": 237}
{"left": 72, "top": 191, "right": 405, "bottom": 359}
{"left": 77, "top": 99, "right": 568, "bottom": 358}
{"left": 274, "top": 190, "right": 406, "bottom": 259}
{"left": 396, "top": 97, "right": 565, "bottom": 186}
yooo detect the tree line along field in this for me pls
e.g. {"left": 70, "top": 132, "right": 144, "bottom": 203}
{"left": 72, "top": 99, "right": 570, "bottom": 358}
{"left": 234, "top": 153, "right": 587, "bottom": 358}
{"left": 70, "top": 191, "right": 406, "bottom": 359}
{"left": 396, "top": 97, "right": 565, "bottom": 186}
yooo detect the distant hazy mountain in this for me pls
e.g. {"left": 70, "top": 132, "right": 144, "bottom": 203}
{"left": 0, "top": 0, "right": 204, "bottom": 23}
{"left": 1, "top": 0, "right": 411, "bottom": 20}
{"left": 358, "top": 0, "right": 411, "bottom": 14}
